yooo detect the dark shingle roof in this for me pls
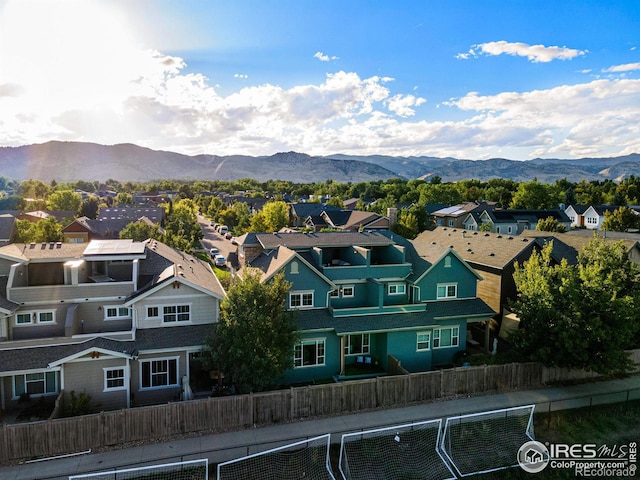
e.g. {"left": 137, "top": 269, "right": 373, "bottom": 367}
{"left": 295, "top": 298, "right": 495, "bottom": 334}
{"left": 256, "top": 231, "right": 395, "bottom": 250}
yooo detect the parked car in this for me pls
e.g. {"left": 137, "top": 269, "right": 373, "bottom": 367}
{"left": 225, "top": 232, "right": 233, "bottom": 240}
{"left": 217, "top": 225, "right": 228, "bottom": 235}
{"left": 213, "top": 254, "right": 227, "bottom": 267}
{"left": 210, "top": 247, "right": 219, "bottom": 257}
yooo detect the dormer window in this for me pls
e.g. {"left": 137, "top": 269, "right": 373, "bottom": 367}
{"left": 290, "top": 291, "right": 313, "bottom": 309}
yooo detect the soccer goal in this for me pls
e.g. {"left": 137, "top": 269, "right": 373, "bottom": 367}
{"left": 339, "top": 419, "right": 455, "bottom": 480}
{"left": 216, "top": 434, "right": 336, "bottom": 480}
{"left": 68, "top": 458, "right": 208, "bottom": 480}
{"left": 440, "top": 404, "right": 536, "bottom": 477}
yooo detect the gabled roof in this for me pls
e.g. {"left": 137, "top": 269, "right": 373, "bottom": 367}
{"left": 98, "top": 206, "right": 165, "bottom": 223}
{"left": 249, "top": 246, "right": 335, "bottom": 286}
{"left": 0, "top": 214, "right": 16, "bottom": 241}
{"left": 289, "top": 203, "right": 342, "bottom": 218}
{"left": 0, "top": 242, "right": 87, "bottom": 262}
{"left": 321, "top": 210, "right": 387, "bottom": 230}
{"left": 412, "top": 227, "right": 537, "bottom": 269}
{"left": 432, "top": 202, "right": 493, "bottom": 218}
{"left": 126, "top": 239, "right": 225, "bottom": 302}
{"left": 566, "top": 204, "right": 590, "bottom": 215}
{"left": 478, "top": 208, "right": 571, "bottom": 225}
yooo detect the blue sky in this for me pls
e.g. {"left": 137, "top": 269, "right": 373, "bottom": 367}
{"left": 0, "top": 0, "right": 639, "bottom": 160}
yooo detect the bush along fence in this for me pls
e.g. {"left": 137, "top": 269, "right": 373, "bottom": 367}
{"left": 1, "top": 352, "right": 639, "bottom": 465}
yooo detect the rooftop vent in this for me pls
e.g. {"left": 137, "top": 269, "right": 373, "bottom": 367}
{"left": 56, "top": 242, "right": 62, "bottom": 248}
{"left": 29, "top": 242, "right": 36, "bottom": 249}
{"left": 488, "top": 253, "right": 495, "bottom": 256}
{"left": 508, "top": 236, "right": 513, "bottom": 240}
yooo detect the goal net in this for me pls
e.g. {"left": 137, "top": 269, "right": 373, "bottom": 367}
{"left": 68, "top": 458, "right": 208, "bottom": 480}
{"left": 440, "top": 404, "right": 536, "bottom": 477}
{"left": 339, "top": 419, "right": 455, "bottom": 480}
{"left": 216, "top": 434, "right": 336, "bottom": 480}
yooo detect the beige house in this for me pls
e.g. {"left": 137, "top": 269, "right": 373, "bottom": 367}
{"left": 0, "top": 239, "right": 224, "bottom": 414}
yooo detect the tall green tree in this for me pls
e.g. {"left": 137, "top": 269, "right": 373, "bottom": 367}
{"left": 510, "top": 238, "right": 640, "bottom": 374}
{"left": 46, "top": 190, "right": 82, "bottom": 212}
{"left": 120, "top": 221, "right": 161, "bottom": 241}
{"left": 34, "top": 217, "right": 63, "bottom": 242}
{"left": 203, "top": 270, "right": 298, "bottom": 393}
{"left": 510, "top": 179, "right": 561, "bottom": 209}
{"left": 601, "top": 207, "right": 640, "bottom": 232}
{"left": 536, "top": 216, "right": 567, "bottom": 233}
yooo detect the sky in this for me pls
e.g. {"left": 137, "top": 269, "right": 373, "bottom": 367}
{"left": 0, "top": 0, "right": 639, "bottom": 161}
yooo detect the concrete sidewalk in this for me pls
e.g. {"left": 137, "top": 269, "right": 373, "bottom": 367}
{"left": 2, "top": 375, "right": 639, "bottom": 480}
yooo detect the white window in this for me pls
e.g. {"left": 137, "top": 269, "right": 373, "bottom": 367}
{"left": 344, "top": 334, "right": 370, "bottom": 355}
{"left": 341, "top": 285, "right": 354, "bottom": 298}
{"left": 294, "top": 339, "right": 325, "bottom": 367}
{"left": 388, "top": 283, "right": 406, "bottom": 295}
{"left": 330, "top": 290, "right": 339, "bottom": 298}
{"left": 13, "top": 372, "right": 58, "bottom": 398}
{"left": 163, "top": 305, "right": 191, "bottom": 323}
{"left": 140, "top": 358, "right": 179, "bottom": 389}
{"left": 444, "top": 256, "right": 452, "bottom": 268}
{"left": 417, "top": 332, "right": 431, "bottom": 351}
{"left": 15, "top": 310, "right": 55, "bottom": 325}
{"left": 104, "top": 367, "right": 126, "bottom": 391}
{"left": 290, "top": 291, "right": 314, "bottom": 309}
{"left": 15, "top": 312, "right": 32, "bottom": 325}
{"left": 437, "top": 283, "right": 457, "bottom": 299}
{"left": 448, "top": 219, "right": 454, "bottom": 227}
{"left": 290, "top": 261, "right": 299, "bottom": 274}
{"left": 104, "top": 306, "right": 131, "bottom": 320}
{"left": 508, "top": 226, "right": 513, "bottom": 233}
{"left": 433, "top": 327, "right": 459, "bottom": 348}
{"left": 147, "top": 306, "right": 159, "bottom": 318}
{"left": 38, "top": 311, "right": 54, "bottom": 323}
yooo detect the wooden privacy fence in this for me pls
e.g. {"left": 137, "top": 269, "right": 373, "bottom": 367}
{"left": 0, "top": 357, "right": 638, "bottom": 464}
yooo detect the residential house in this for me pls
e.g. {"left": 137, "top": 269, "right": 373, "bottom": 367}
{"left": 432, "top": 202, "right": 496, "bottom": 229}
{"left": 412, "top": 227, "right": 541, "bottom": 341}
{"left": 304, "top": 209, "right": 390, "bottom": 232}
{"left": 564, "top": 204, "right": 590, "bottom": 228}
{"left": 62, "top": 216, "right": 160, "bottom": 243}
{"left": 463, "top": 208, "right": 571, "bottom": 234}
{"left": 98, "top": 206, "right": 166, "bottom": 225}
{"left": 0, "top": 215, "right": 16, "bottom": 246}
{"left": 0, "top": 238, "right": 225, "bottom": 414}
{"left": 288, "top": 203, "right": 342, "bottom": 228}
{"left": 243, "top": 231, "right": 495, "bottom": 384}
{"left": 582, "top": 205, "right": 617, "bottom": 230}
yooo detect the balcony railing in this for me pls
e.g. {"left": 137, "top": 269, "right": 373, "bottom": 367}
{"left": 330, "top": 303, "right": 426, "bottom": 317}
{"left": 8, "top": 282, "right": 135, "bottom": 304}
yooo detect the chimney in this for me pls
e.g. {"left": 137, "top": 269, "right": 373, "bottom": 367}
{"left": 387, "top": 207, "right": 398, "bottom": 227}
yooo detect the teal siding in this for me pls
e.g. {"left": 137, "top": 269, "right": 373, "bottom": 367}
{"left": 431, "top": 320, "right": 467, "bottom": 367}
{"left": 284, "top": 331, "right": 340, "bottom": 384}
{"left": 284, "top": 259, "right": 331, "bottom": 308}
{"left": 417, "top": 253, "right": 478, "bottom": 301}
{"left": 386, "top": 330, "right": 432, "bottom": 372}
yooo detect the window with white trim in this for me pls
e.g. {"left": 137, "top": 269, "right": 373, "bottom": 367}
{"left": 417, "top": 332, "right": 431, "bottom": 351}
{"left": 448, "top": 219, "right": 454, "bottom": 227}
{"left": 104, "top": 306, "right": 131, "bottom": 320}
{"left": 436, "top": 283, "right": 457, "bottom": 299}
{"left": 163, "top": 305, "right": 191, "bottom": 323}
{"left": 290, "top": 261, "right": 299, "bottom": 274}
{"left": 388, "top": 283, "right": 406, "bottom": 295}
{"left": 15, "top": 310, "right": 55, "bottom": 325}
{"left": 432, "top": 327, "right": 459, "bottom": 348}
{"left": 294, "top": 339, "right": 325, "bottom": 367}
{"left": 140, "top": 358, "right": 179, "bottom": 389}
{"left": 330, "top": 289, "right": 339, "bottom": 298}
{"left": 147, "top": 306, "right": 159, "bottom": 319}
{"left": 15, "top": 313, "right": 32, "bottom": 325}
{"left": 341, "top": 285, "right": 354, "bottom": 298}
{"left": 444, "top": 256, "right": 452, "bottom": 268}
{"left": 104, "top": 367, "right": 126, "bottom": 391}
{"left": 290, "top": 291, "right": 314, "bottom": 309}
{"left": 344, "top": 333, "right": 370, "bottom": 355}
{"left": 13, "top": 371, "right": 58, "bottom": 398}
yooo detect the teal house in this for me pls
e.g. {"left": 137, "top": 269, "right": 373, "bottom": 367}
{"left": 240, "top": 231, "right": 495, "bottom": 384}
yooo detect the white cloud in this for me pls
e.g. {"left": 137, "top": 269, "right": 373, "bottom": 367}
{"left": 234, "top": 73, "right": 249, "bottom": 79}
{"left": 457, "top": 41, "right": 587, "bottom": 63}
{"left": 603, "top": 63, "right": 640, "bottom": 73}
{"left": 385, "top": 94, "right": 426, "bottom": 117}
{"left": 314, "top": 51, "right": 339, "bottom": 62}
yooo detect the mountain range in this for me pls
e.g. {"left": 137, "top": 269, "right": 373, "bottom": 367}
{"left": 0, "top": 141, "right": 639, "bottom": 184}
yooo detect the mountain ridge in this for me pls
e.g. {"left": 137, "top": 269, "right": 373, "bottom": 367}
{"left": 0, "top": 141, "right": 639, "bottom": 183}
